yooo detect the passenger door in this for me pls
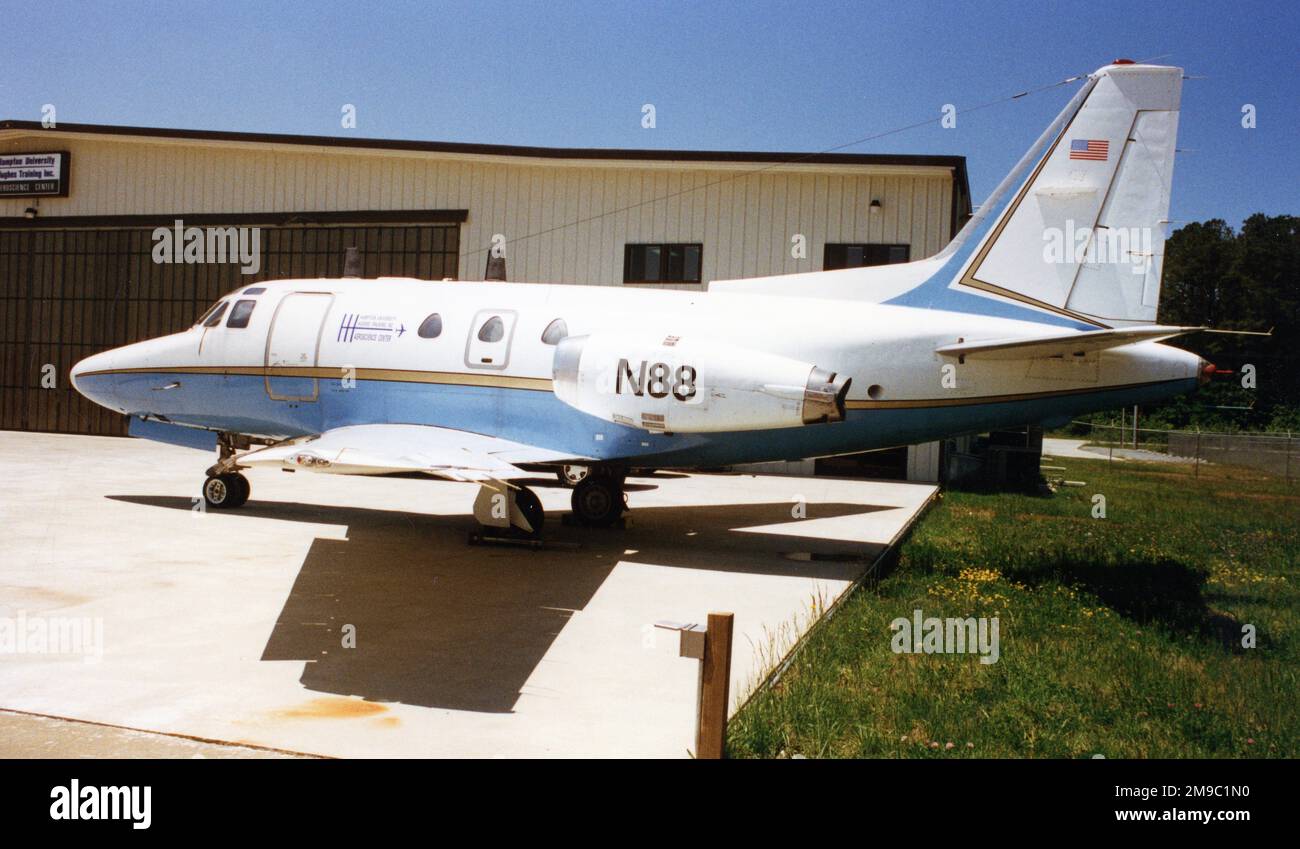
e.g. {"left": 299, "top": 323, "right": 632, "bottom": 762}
{"left": 265, "top": 292, "right": 334, "bottom": 401}
{"left": 464, "top": 309, "right": 518, "bottom": 370}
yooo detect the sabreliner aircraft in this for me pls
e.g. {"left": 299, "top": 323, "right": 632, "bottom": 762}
{"left": 73, "top": 61, "right": 1219, "bottom": 537}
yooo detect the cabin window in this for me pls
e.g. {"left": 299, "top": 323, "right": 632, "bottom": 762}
{"left": 418, "top": 313, "right": 444, "bottom": 339}
{"left": 226, "top": 299, "right": 257, "bottom": 328}
{"left": 477, "top": 315, "right": 505, "bottom": 343}
{"left": 241, "top": 286, "right": 266, "bottom": 295}
{"left": 541, "top": 318, "right": 568, "bottom": 345}
{"left": 624, "top": 243, "right": 702, "bottom": 284}
{"left": 201, "top": 301, "right": 229, "bottom": 327}
{"left": 823, "top": 243, "right": 910, "bottom": 270}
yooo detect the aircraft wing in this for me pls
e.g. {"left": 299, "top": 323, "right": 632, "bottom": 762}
{"left": 236, "top": 423, "right": 587, "bottom": 484}
{"left": 934, "top": 325, "right": 1203, "bottom": 361}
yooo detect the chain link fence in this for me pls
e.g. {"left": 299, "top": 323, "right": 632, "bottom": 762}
{"left": 1056, "top": 422, "right": 1299, "bottom": 482}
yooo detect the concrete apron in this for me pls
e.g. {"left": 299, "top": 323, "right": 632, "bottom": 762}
{"left": 0, "top": 431, "right": 934, "bottom": 757}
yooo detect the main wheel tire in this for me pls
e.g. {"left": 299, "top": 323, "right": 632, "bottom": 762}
{"left": 514, "top": 486, "right": 544, "bottom": 537}
{"left": 226, "top": 473, "right": 251, "bottom": 508}
{"left": 556, "top": 464, "right": 590, "bottom": 487}
{"left": 571, "top": 476, "right": 626, "bottom": 527}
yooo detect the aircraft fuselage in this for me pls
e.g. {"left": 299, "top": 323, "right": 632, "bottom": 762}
{"left": 71, "top": 277, "right": 1202, "bottom": 469}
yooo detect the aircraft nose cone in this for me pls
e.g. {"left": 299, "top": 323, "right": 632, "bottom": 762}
{"left": 70, "top": 350, "right": 116, "bottom": 399}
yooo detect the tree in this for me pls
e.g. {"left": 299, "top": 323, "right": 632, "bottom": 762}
{"left": 1155, "top": 214, "right": 1299, "bottom": 429}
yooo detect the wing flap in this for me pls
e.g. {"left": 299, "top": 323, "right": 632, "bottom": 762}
{"left": 935, "top": 325, "right": 1202, "bottom": 361}
{"left": 238, "top": 424, "right": 586, "bottom": 483}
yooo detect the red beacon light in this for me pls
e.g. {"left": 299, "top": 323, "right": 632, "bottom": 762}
{"left": 1112, "top": 58, "right": 1137, "bottom": 65}
{"left": 1198, "top": 360, "right": 1232, "bottom": 385}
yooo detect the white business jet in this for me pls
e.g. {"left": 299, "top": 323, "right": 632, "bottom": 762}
{"left": 73, "top": 61, "right": 1215, "bottom": 537}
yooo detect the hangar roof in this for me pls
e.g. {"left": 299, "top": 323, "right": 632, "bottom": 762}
{"left": 0, "top": 119, "right": 971, "bottom": 220}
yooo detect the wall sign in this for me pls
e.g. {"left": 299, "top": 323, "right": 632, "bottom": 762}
{"left": 0, "top": 151, "right": 69, "bottom": 197}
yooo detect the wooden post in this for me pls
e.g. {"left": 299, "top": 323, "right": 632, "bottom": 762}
{"left": 696, "top": 612, "right": 734, "bottom": 759}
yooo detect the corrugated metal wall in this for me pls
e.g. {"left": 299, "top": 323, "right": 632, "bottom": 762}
{"left": 0, "top": 136, "right": 955, "bottom": 287}
{"left": 0, "top": 224, "right": 459, "bottom": 435}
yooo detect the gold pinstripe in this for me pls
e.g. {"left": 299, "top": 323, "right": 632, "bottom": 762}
{"left": 79, "top": 365, "right": 1177, "bottom": 409}
{"left": 77, "top": 365, "right": 555, "bottom": 392}
{"left": 844, "top": 380, "right": 1173, "bottom": 409}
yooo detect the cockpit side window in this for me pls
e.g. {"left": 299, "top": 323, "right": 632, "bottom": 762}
{"left": 541, "top": 318, "right": 568, "bottom": 345}
{"left": 226, "top": 299, "right": 256, "bottom": 329}
{"left": 202, "top": 301, "right": 229, "bottom": 327}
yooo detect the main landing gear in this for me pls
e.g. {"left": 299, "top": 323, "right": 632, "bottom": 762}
{"left": 568, "top": 469, "right": 628, "bottom": 527}
{"left": 473, "top": 484, "right": 545, "bottom": 540}
{"left": 555, "top": 464, "right": 590, "bottom": 487}
{"left": 471, "top": 467, "right": 628, "bottom": 543}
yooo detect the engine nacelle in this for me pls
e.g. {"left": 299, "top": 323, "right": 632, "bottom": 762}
{"left": 552, "top": 333, "right": 850, "bottom": 433}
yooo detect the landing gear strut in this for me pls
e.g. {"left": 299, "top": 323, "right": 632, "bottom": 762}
{"left": 569, "top": 471, "right": 627, "bottom": 527}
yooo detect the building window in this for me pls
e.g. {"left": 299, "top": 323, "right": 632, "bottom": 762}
{"left": 541, "top": 318, "right": 568, "bottom": 345}
{"left": 417, "top": 313, "right": 443, "bottom": 339}
{"left": 226, "top": 299, "right": 257, "bottom": 328}
{"left": 823, "top": 243, "right": 910, "bottom": 270}
{"left": 624, "top": 243, "right": 702, "bottom": 284}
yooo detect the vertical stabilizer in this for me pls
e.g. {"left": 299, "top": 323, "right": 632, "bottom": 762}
{"left": 957, "top": 62, "right": 1182, "bottom": 327}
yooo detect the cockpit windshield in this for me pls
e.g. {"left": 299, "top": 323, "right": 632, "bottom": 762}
{"left": 195, "top": 300, "right": 226, "bottom": 327}
{"left": 201, "top": 301, "right": 229, "bottom": 328}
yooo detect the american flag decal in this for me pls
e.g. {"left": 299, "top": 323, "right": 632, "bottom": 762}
{"left": 1069, "top": 139, "right": 1109, "bottom": 161}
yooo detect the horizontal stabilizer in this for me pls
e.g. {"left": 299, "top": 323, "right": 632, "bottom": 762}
{"left": 935, "top": 325, "right": 1202, "bottom": 361}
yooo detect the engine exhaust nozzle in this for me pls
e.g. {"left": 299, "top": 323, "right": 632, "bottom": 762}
{"left": 803, "top": 367, "right": 851, "bottom": 424}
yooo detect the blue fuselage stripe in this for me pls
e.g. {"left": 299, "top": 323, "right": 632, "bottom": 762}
{"left": 80, "top": 371, "right": 1197, "bottom": 467}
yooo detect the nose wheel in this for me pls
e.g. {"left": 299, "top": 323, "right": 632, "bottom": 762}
{"left": 202, "top": 472, "right": 250, "bottom": 509}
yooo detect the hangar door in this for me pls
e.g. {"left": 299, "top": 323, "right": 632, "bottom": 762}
{"left": 0, "top": 221, "right": 461, "bottom": 436}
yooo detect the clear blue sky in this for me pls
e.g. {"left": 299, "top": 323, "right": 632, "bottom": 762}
{"left": 5, "top": 0, "right": 1296, "bottom": 227}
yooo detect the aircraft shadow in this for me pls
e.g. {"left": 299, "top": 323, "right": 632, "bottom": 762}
{"left": 110, "top": 494, "right": 896, "bottom": 713}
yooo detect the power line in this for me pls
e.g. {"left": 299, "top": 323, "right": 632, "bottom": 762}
{"left": 458, "top": 68, "right": 1095, "bottom": 263}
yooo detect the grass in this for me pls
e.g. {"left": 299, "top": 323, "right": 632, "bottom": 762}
{"left": 727, "top": 456, "right": 1300, "bottom": 758}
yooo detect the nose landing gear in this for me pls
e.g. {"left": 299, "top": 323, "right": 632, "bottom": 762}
{"left": 202, "top": 472, "right": 250, "bottom": 509}
{"left": 201, "top": 432, "right": 254, "bottom": 509}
